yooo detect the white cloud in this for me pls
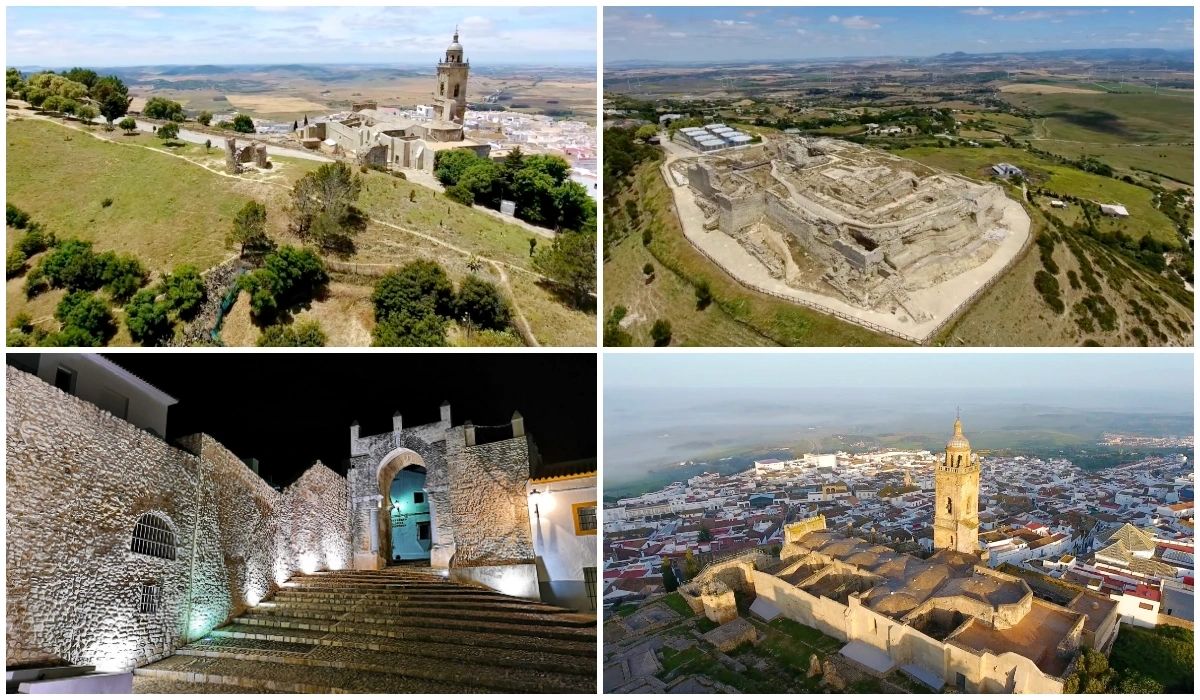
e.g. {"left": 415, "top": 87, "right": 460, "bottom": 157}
{"left": 841, "top": 16, "right": 881, "bottom": 31}
{"left": 962, "top": 8, "right": 993, "bottom": 16}
{"left": 667, "top": 32, "right": 686, "bottom": 38}
{"left": 828, "top": 15, "right": 840, "bottom": 24}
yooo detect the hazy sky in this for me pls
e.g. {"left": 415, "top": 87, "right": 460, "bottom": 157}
{"left": 605, "top": 352, "right": 1194, "bottom": 398}
{"left": 605, "top": 6, "right": 1194, "bottom": 63}
{"left": 6, "top": 5, "right": 597, "bottom": 67}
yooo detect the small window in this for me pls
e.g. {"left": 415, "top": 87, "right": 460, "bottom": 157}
{"left": 139, "top": 583, "right": 161, "bottom": 614}
{"left": 418, "top": 521, "right": 431, "bottom": 541}
{"left": 583, "top": 567, "right": 597, "bottom": 611}
{"left": 131, "top": 513, "right": 177, "bottom": 560}
{"left": 573, "top": 501, "right": 597, "bottom": 536}
{"left": 54, "top": 366, "right": 77, "bottom": 394}
{"left": 413, "top": 492, "right": 425, "bottom": 504}
{"left": 1138, "top": 602, "right": 1154, "bottom": 611}
{"left": 453, "top": 84, "right": 460, "bottom": 98}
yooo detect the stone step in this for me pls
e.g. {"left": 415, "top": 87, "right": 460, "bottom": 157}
{"left": 221, "top": 617, "right": 594, "bottom": 657}
{"left": 267, "top": 593, "right": 564, "bottom": 615}
{"left": 169, "top": 635, "right": 593, "bottom": 693}
{"left": 131, "top": 678, "right": 271, "bottom": 693}
{"left": 232, "top": 610, "right": 596, "bottom": 643}
{"left": 134, "top": 654, "right": 486, "bottom": 693}
{"left": 253, "top": 600, "right": 595, "bottom": 627}
{"left": 208, "top": 624, "right": 596, "bottom": 674}
{"left": 273, "top": 589, "right": 565, "bottom": 611}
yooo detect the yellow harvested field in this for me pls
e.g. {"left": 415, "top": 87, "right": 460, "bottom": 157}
{"left": 224, "top": 94, "right": 331, "bottom": 113}
{"left": 999, "top": 83, "right": 1103, "bottom": 94}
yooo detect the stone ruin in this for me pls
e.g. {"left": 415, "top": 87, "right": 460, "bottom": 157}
{"left": 675, "top": 135, "right": 1021, "bottom": 321}
{"left": 224, "top": 136, "right": 271, "bottom": 174}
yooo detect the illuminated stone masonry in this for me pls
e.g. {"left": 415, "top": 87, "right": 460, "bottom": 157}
{"left": 5, "top": 366, "right": 351, "bottom": 673}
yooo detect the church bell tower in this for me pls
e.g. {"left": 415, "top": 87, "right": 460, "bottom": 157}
{"left": 434, "top": 28, "right": 470, "bottom": 123}
{"left": 933, "top": 411, "right": 982, "bottom": 556}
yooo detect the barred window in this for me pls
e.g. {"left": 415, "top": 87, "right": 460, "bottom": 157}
{"left": 583, "top": 567, "right": 597, "bottom": 611}
{"left": 139, "top": 583, "right": 161, "bottom": 614}
{"left": 131, "top": 513, "right": 177, "bottom": 560}
{"left": 572, "top": 501, "right": 597, "bottom": 536}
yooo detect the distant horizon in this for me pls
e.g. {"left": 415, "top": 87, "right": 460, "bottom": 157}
{"left": 6, "top": 5, "right": 597, "bottom": 67}
{"left": 9, "top": 60, "right": 597, "bottom": 71}
{"left": 605, "top": 6, "right": 1194, "bottom": 64}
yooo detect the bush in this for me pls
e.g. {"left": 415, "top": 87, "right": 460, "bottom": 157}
{"left": 118, "top": 116, "right": 137, "bottom": 133}
{"left": 6, "top": 203, "right": 30, "bottom": 228}
{"left": 695, "top": 279, "right": 713, "bottom": 310}
{"left": 35, "top": 239, "right": 102, "bottom": 291}
{"left": 232, "top": 114, "right": 255, "bottom": 133}
{"left": 1033, "top": 270, "right": 1064, "bottom": 314}
{"left": 101, "top": 197, "right": 113, "bottom": 208}
{"left": 454, "top": 275, "right": 511, "bottom": 330}
{"left": 156, "top": 121, "right": 180, "bottom": 142}
{"left": 161, "top": 264, "right": 206, "bottom": 318}
{"left": 124, "top": 289, "right": 173, "bottom": 346}
{"left": 257, "top": 320, "right": 327, "bottom": 347}
{"left": 10, "top": 312, "right": 33, "bottom": 333}
{"left": 7, "top": 250, "right": 28, "bottom": 278}
{"left": 54, "top": 290, "right": 115, "bottom": 346}
{"left": 239, "top": 247, "right": 327, "bottom": 322}
{"left": 643, "top": 262, "right": 654, "bottom": 276}
{"left": 96, "top": 252, "right": 147, "bottom": 302}
{"left": 372, "top": 260, "right": 455, "bottom": 321}
{"left": 650, "top": 319, "right": 672, "bottom": 346}
{"left": 371, "top": 308, "right": 447, "bottom": 347}
{"left": 196, "top": 111, "right": 212, "bottom": 126}
{"left": 445, "top": 182, "right": 475, "bottom": 206}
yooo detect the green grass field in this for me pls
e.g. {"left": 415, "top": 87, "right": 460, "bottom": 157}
{"left": 6, "top": 115, "right": 594, "bottom": 346}
{"left": 894, "top": 145, "right": 1181, "bottom": 246}
{"left": 605, "top": 161, "right": 904, "bottom": 347}
{"left": 1006, "top": 90, "right": 1192, "bottom": 145}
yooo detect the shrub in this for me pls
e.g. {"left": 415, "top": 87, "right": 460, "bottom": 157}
{"left": 6, "top": 203, "right": 30, "bottom": 229}
{"left": 96, "top": 252, "right": 147, "bottom": 302}
{"left": 15, "top": 224, "right": 56, "bottom": 258}
{"left": 10, "top": 312, "right": 33, "bottom": 333}
{"left": 54, "top": 290, "right": 115, "bottom": 346}
{"left": 695, "top": 279, "right": 713, "bottom": 310}
{"left": 100, "top": 197, "right": 113, "bottom": 208}
{"left": 118, "top": 116, "right": 137, "bottom": 134}
{"left": 1033, "top": 270, "right": 1064, "bottom": 314}
{"left": 371, "top": 308, "right": 447, "bottom": 347}
{"left": 454, "top": 275, "right": 511, "bottom": 330}
{"left": 257, "top": 320, "right": 327, "bottom": 347}
{"left": 156, "top": 121, "right": 180, "bottom": 142}
{"left": 161, "top": 264, "right": 206, "bottom": 318}
{"left": 232, "top": 114, "right": 255, "bottom": 133}
{"left": 239, "top": 247, "right": 327, "bottom": 322}
{"left": 35, "top": 239, "right": 102, "bottom": 291}
{"left": 445, "top": 182, "right": 474, "bottom": 206}
{"left": 650, "top": 319, "right": 672, "bottom": 346}
{"left": 372, "top": 260, "right": 455, "bottom": 321}
{"left": 643, "top": 262, "right": 654, "bottom": 276}
{"left": 7, "top": 250, "right": 28, "bottom": 278}
{"left": 124, "top": 289, "right": 173, "bottom": 346}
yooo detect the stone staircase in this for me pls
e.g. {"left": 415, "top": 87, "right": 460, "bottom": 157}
{"left": 133, "top": 567, "right": 596, "bottom": 693}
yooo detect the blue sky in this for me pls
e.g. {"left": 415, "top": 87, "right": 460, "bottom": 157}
{"left": 605, "top": 6, "right": 1194, "bottom": 63}
{"left": 6, "top": 6, "right": 597, "bottom": 67}
{"left": 605, "top": 353, "right": 1193, "bottom": 398}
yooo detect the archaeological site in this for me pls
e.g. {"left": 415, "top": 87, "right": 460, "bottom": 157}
{"left": 5, "top": 353, "right": 597, "bottom": 693}
{"left": 665, "top": 135, "right": 1031, "bottom": 341}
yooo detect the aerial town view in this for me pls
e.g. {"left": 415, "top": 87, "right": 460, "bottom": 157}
{"left": 602, "top": 6, "right": 1194, "bottom": 347}
{"left": 6, "top": 6, "right": 597, "bottom": 347}
{"left": 6, "top": 352, "right": 598, "bottom": 692}
{"left": 603, "top": 353, "right": 1194, "bottom": 693}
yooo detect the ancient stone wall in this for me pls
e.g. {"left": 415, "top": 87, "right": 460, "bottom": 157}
{"left": 5, "top": 367, "right": 351, "bottom": 672}
{"left": 443, "top": 428, "right": 535, "bottom": 568}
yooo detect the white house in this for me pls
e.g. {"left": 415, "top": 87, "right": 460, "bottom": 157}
{"left": 8, "top": 353, "right": 178, "bottom": 437}
{"left": 1100, "top": 203, "right": 1130, "bottom": 217}
{"left": 527, "top": 465, "right": 597, "bottom": 613}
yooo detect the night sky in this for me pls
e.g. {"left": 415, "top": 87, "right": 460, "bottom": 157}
{"left": 104, "top": 353, "right": 596, "bottom": 487}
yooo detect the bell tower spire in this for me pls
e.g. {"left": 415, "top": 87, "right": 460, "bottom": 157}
{"left": 934, "top": 411, "right": 982, "bottom": 556}
{"left": 434, "top": 27, "right": 470, "bottom": 123}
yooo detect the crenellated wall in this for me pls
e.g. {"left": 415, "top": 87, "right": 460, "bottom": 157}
{"left": 5, "top": 367, "right": 352, "bottom": 672}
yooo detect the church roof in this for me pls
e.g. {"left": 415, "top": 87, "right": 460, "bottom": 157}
{"left": 1098, "top": 522, "right": 1156, "bottom": 552}
{"left": 946, "top": 416, "right": 971, "bottom": 451}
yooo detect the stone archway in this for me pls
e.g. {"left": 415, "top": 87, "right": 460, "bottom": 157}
{"left": 349, "top": 447, "right": 453, "bottom": 571}
{"left": 376, "top": 448, "right": 431, "bottom": 566}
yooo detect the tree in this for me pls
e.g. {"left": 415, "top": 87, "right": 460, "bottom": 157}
{"left": 292, "top": 120, "right": 299, "bottom": 131}
{"left": 196, "top": 111, "right": 213, "bottom": 126}
{"left": 533, "top": 229, "right": 596, "bottom": 309}
{"left": 161, "top": 265, "right": 206, "bottom": 318}
{"left": 231, "top": 113, "right": 255, "bottom": 133}
{"left": 91, "top": 75, "right": 130, "bottom": 124}
{"left": 661, "top": 561, "right": 679, "bottom": 592}
{"left": 455, "top": 275, "right": 511, "bottom": 330}
{"left": 239, "top": 246, "right": 328, "bottom": 323}
{"left": 635, "top": 124, "right": 658, "bottom": 141}
{"left": 156, "top": 121, "right": 180, "bottom": 143}
{"left": 371, "top": 308, "right": 447, "bottom": 347}
{"left": 698, "top": 526, "right": 712, "bottom": 542}
{"left": 682, "top": 550, "right": 700, "bottom": 581}
{"left": 433, "top": 149, "right": 481, "bottom": 186}
{"left": 445, "top": 182, "right": 474, "bottom": 206}
{"left": 54, "top": 290, "right": 115, "bottom": 346}
{"left": 204, "top": 138, "right": 211, "bottom": 152}
{"left": 290, "top": 162, "right": 367, "bottom": 254}
{"left": 553, "top": 180, "right": 594, "bottom": 232}
{"left": 142, "top": 96, "right": 185, "bottom": 122}
{"left": 124, "top": 289, "right": 173, "bottom": 346}
{"left": 257, "top": 320, "right": 327, "bottom": 347}
{"left": 695, "top": 279, "right": 713, "bottom": 310}
{"left": 643, "top": 262, "right": 654, "bottom": 277}
{"left": 118, "top": 116, "right": 137, "bottom": 134}
{"left": 62, "top": 68, "right": 98, "bottom": 89}
{"left": 650, "top": 318, "right": 672, "bottom": 346}
{"left": 1063, "top": 648, "right": 1117, "bottom": 694}
{"left": 75, "top": 104, "right": 98, "bottom": 125}
{"left": 96, "top": 251, "right": 147, "bottom": 302}
{"left": 229, "top": 200, "right": 272, "bottom": 254}
{"left": 373, "top": 260, "right": 455, "bottom": 321}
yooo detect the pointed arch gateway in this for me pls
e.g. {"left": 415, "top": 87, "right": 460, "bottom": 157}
{"left": 374, "top": 447, "right": 444, "bottom": 568}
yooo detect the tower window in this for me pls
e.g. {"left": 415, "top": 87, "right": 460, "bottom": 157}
{"left": 946, "top": 497, "right": 953, "bottom": 515}
{"left": 453, "top": 84, "right": 460, "bottom": 98}
{"left": 131, "top": 513, "right": 177, "bottom": 560}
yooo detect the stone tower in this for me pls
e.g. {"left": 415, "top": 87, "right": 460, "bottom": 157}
{"left": 434, "top": 28, "right": 469, "bottom": 123}
{"left": 933, "top": 412, "right": 981, "bottom": 555}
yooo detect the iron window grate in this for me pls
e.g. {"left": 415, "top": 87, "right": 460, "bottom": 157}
{"left": 139, "top": 583, "right": 161, "bottom": 614}
{"left": 131, "top": 513, "right": 177, "bottom": 560}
